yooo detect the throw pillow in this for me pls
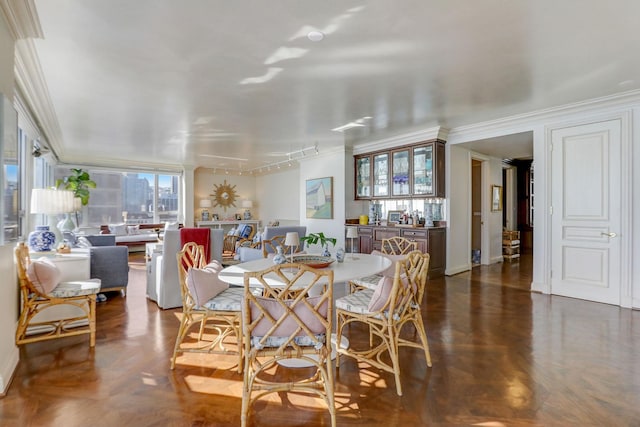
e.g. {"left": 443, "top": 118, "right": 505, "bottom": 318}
{"left": 371, "top": 250, "right": 409, "bottom": 277}
{"left": 165, "top": 221, "right": 179, "bottom": 231}
{"left": 76, "top": 236, "right": 93, "bottom": 248}
{"left": 186, "top": 266, "right": 229, "bottom": 308}
{"left": 367, "top": 274, "right": 410, "bottom": 312}
{"left": 26, "top": 258, "right": 61, "bottom": 294}
{"left": 127, "top": 224, "right": 140, "bottom": 235}
{"left": 108, "top": 223, "right": 127, "bottom": 236}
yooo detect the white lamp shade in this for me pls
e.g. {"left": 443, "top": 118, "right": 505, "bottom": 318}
{"left": 346, "top": 227, "right": 358, "bottom": 238}
{"left": 199, "top": 199, "right": 212, "bottom": 208}
{"left": 73, "top": 197, "right": 83, "bottom": 212}
{"left": 284, "top": 232, "right": 300, "bottom": 246}
{"left": 242, "top": 200, "right": 253, "bottom": 209}
{"left": 30, "top": 189, "right": 75, "bottom": 215}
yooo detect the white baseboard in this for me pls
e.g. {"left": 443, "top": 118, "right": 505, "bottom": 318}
{"left": 0, "top": 345, "right": 19, "bottom": 396}
{"left": 446, "top": 264, "right": 471, "bottom": 276}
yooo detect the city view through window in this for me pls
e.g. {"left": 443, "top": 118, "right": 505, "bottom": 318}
{"left": 54, "top": 168, "right": 180, "bottom": 227}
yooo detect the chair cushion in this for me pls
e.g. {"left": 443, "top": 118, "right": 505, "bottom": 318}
{"left": 49, "top": 279, "right": 101, "bottom": 297}
{"left": 27, "top": 258, "right": 61, "bottom": 294}
{"left": 368, "top": 274, "right": 410, "bottom": 312}
{"left": 372, "top": 250, "right": 408, "bottom": 277}
{"left": 350, "top": 274, "right": 382, "bottom": 290}
{"left": 248, "top": 295, "right": 328, "bottom": 348}
{"left": 201, "top": 286, "right": 245, "bottom": 311}
{"left": 186, "top": 264, "right": 229, "bottom": 308}
{"left": 336, "top": 289, "right": 376, "bottom": 314}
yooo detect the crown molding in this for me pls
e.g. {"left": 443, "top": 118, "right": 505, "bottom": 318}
{"left": 14, "top": 38, "right": 65, "bottom": 157}
{"left": 447, "top": 89, "right": 640, "bottom": 144}
{"left": 352, "top": 126, "right": 449, "bottom": 155}
{"left": 0, "top": 0, "right": 42, "bottom": 40}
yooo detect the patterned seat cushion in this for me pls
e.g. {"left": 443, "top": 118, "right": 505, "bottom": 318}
{"left": 335, "top": 289, "right": 376, "bottom": 314}
{"left": 251, "top": 334, "right": 326, "bottom": 350}
{"left": 201, "top": 286, "right": 245, "bottom": 311}
{"left": 350, "top": 274, "right": 382, "bottom": 290}
{"left": 49, "top": 279, "right": 101, "bottom": 298}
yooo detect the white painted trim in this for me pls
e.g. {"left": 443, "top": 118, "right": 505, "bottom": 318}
{"left": 0, "top": 0, "right": 42, "bottom": 40}
{"left": 352, "top": 126, "right": 448, "bottom": 155}
{"left": 0, "top": 345, "right": 19, "bottom": 396}
{"left": 446, "top": 264, "right": 471, "bottom": 276}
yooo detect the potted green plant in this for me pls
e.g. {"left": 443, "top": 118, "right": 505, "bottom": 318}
{"left": 300, "top": 232, "right": 337, "bottom": 256}
{"left": 55, "top": 168, "right": 97, "bottom": 227}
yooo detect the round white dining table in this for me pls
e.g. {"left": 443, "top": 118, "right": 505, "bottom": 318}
{"left": 218, "top": 253, "right": 391, "bottom": 368}
{"left": 218, "top": 252, "right": 391, "bottom": 287}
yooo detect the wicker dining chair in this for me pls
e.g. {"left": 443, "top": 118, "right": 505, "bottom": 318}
{"left": 336, "top": 251, "right": 431, "bottom": 396}
{"left": 171, "top": 242, "right": 243, "bottom": 372}
{"left": 349, "top": 236, "right": 418, "bottom": 292}
{"left": 14, "top": 242, "right": 101, "bottom": 347}
{"left": 241, "top": 263, "right": 336, "bottom": 427}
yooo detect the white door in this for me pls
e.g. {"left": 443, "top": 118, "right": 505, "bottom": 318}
{"left": 551, "top": 119, "right": 621, "bottom": 305}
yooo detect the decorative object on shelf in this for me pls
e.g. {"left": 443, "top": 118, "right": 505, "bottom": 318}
{"left": 272, "top": 246, "right": 286, "bottom": 264}
{"left": 242, "top": 200, "right": 253, "bottom": 220}
{"left": 305, "top": 177, "right": 333, "bottom": 219}
{"left": 284, "top": 232, "right": 300, "bottom": 263}
{"left": 28, "top": 225, "right": 56, "bottom": 252}
{"left": 199, "top": 199, "right": 212, "bottom": 221}
{"left": 211, "top": 179, "right": 238, "bottom": 211}
{"left": 387, "top": 210, "right": 403, "bottom": 224}
{"left": 29, "top": 188, "right": 76, "bottom": 250}
{"left": 346, "top": 227, "right": 359, "bottom": 260}
{"left": 336, "top": 247, "right": 345, "bottom": 263}
{"left": 300, "top": 232, "right": 336, "bottom": 254}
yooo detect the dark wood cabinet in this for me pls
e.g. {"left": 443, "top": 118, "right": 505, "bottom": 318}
{"left": 355, "top": 225, "right": 446, "bottom": 278}
{"left": 354, "top": 139, "right": 445, "bottom": 200}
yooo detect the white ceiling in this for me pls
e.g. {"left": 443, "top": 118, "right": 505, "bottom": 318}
{"left": 28, "top": 0, "right": 640, "bottom": 171}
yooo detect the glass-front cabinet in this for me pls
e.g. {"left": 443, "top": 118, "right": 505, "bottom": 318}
{"left": 354, "top": 139, "right": 445, "bottom": 200}
{"left": 413, "top": 145, "right": 433, "bottom": 196}
{"left": 372, "top": 153, "right": 389, "bottom": 197}
{"left": 392, "top": 149, "right": 410, "bottom": 196}
{"left": 355, "top": 156, "right": 371, "bottom": 198}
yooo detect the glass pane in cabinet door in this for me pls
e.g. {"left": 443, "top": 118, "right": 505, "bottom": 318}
{"left": 373, "top": 153, "right": 389, "bottom": 197}
{"left": 392, "top": 150, "right": 410, "bottom": 196}
{"left": 413, "top": 145, "right": 433, "bottom": 195}
{"left": 356, "top": 157, "right": 371, "bottom": 197}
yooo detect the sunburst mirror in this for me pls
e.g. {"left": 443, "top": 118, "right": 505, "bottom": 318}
{"left": 211, "top": 179, "right": 237, "bottom": 211}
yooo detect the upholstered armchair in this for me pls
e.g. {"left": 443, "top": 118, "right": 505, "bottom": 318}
{"left": 236, "top": 226, "right": 306, "bottom": 263}
{"left": 78, "top": 234, "right": 129, "bottom": 294}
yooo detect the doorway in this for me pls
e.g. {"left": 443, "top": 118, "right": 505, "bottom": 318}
{"left": 471, "top": 159, "right": 482, "bottom": 266}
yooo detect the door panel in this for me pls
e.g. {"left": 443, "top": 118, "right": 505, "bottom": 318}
{"left": 551, "top": 119, "right": 621, "bottom": 305}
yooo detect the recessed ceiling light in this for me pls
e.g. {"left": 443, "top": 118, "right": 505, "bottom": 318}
{"left": 307, "top": 31, "right": 324, "bottom": 42}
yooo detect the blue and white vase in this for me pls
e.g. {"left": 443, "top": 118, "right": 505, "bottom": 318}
{"left": 336, "top": 247, "right": 345, "bottom": 263}
{"left": 28, "top": 225, "right": 56, "bottom": 252}
{"left": 272, "top": 246, "right": 286, "bottom": 264}
{"left": 321, "top": 244, "right": 331, "bottom": 257}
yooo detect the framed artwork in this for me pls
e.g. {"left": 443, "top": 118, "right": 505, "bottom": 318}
{"left": 491, "top": 185, "right": 503, "bottom": 211}
{"left": 212, "top": 213, "right": 219, "bottom": 221}
{"left": 387, "top": 210, "right": 403, "bottom": 224}
{"left": 306, "top": 177, "right": 333, "bottom": 219}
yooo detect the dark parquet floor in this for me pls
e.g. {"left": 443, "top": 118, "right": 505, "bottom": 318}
{"left": 2, "top": 252, "right": 640, "bottom": 426}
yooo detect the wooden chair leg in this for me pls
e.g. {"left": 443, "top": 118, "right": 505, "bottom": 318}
{"left": 411, "top": 314, "right": 432, "bottom": 367}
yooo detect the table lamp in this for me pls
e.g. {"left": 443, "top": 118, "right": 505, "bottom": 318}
{"left": 346, "top": 227, "right": 359, "bottom": 260}
{"left": 200, "top": 199, "right": 212, "bottom": 221}
{"left": 29, "top": 188, "right": 75, "bottom": 251}
{"left": 284, "top": 231, "right": 300, "bottom": 263}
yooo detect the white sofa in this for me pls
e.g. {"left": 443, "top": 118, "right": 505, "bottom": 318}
{"left": 146, "top": 228, "right": 224, "bottom": 309}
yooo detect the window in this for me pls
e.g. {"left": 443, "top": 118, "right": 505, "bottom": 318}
{"left": 54, "top": 167, "right": 181, "bottom": 227}
{"left": 1, "top": 96, "right": 19, "bottom": 244}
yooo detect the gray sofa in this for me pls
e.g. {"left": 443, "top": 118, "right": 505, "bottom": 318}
{"left": 237, "top": 225, "right": 307, "bottom": 262}
{"left": 79, "top": 234, "right": 130, "bottom": 294}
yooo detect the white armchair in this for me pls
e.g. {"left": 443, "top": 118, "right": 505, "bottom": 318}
{"left": 147, "top": 228, "right": 225, "bottom": 309}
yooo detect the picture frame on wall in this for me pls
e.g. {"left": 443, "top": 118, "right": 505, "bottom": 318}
{"left": 212, "top": 213, "right": 219, "bottom": 221}
{"left": 491, "top": 185, "right": 503, "bottom": 211}
{"left": 305, "top": 177, "right": 333, "bottom": 219}
{"left": 387, "top": 210, "right": 403, "bottom": 224}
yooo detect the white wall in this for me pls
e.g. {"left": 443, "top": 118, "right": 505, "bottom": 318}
{"left": 0, "top": 13, "right": 18, "bottom": 395}
{"left": 299, "top": 148, "right": 348, "bottom": 250}
{"left": 255, "top": 167, "right": 300, "bottom": 226}
{"left": 446, "top": 145, "right": 472, "bottom": 275}
{"left": 194, "top": 168, "right": 258, "bottom": 223}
